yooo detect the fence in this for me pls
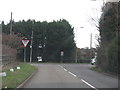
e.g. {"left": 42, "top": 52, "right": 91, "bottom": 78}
{"left": 1, "top": 55, "right": 17, "bottom": 69}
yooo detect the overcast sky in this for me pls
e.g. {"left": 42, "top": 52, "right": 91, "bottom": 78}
{"left": 0, "top": 0, "right": 104, "bottom": 48}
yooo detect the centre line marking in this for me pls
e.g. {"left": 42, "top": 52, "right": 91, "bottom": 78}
{"left": 63, "top": 68, "right": 67, "bottom": 71}
{"left": 58, "top": 65, "right": 63, "bottom": 68}
{"left": 68, "top": 71, "right": 77, "bottom": 77}
{"left": 58, "top": 65, "right": 77, "bottom": 77}
{"left": 81, "top": 79, "right": 98, "bottom": 90}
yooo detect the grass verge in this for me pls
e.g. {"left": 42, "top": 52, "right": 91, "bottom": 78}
{"left": 2, "top": 63, "right": 36, "bottom": 89}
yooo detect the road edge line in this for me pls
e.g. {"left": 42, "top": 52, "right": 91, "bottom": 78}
{"left": 64, "top": 68, "right": 67, "bottom": 71}
{"left": 58, "top": 65, "right": 77, "bottom": 77}
{"left": 81, "top": 79, "right": 98, "bottom": 90}
{"left": 68, "top": 71, "right": 77, "bottom": 77}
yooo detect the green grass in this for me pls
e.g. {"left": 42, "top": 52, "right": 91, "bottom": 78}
{"left": 0, "top": 76, "right": 2, "bottom": 90}
{"left": 2, "top": 63, "right": 36, "bottom": 89}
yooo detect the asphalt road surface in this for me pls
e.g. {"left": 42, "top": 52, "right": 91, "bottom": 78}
{"left": 23, "top": 63, "right": 118, "bottom": 89}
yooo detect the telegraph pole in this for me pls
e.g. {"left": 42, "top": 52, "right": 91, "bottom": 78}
{"left": 75, "top": 27, "right": 78, "bottom": 63}
{"left": 90, "top": 33, "right": 93, "bottom": 59}
{"left": 90, "top": 33, "right": 92, "bottom": 49}
{"left": 75, "top": 27, "right": 84, "bottom": 63}
{"left": 30, "top": 30, "right": 33, "bottom": 63}
{"left": 10, "top": 12, "right": 12, "bottom": 35}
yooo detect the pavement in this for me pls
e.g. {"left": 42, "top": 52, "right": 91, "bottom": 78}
{"left": 22, "top": 63, "right": 118, "bottom": 89}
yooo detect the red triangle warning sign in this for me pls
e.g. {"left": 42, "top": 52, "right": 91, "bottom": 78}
{"left": 21, "top": 39, "right": 30, "bottom": 48}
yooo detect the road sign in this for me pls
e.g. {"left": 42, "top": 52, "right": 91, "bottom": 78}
{"left": 21, "top": 39, "right": 30, "bottom": 48}
{"left": 0, "top": 72, "right": 6, "bottom": 76}
{"left": 37, "top": 57, "right": 42, "bottom": 62}
{"left": 17, "top": 67, "right": 20, "bottom": 69}
{"left": 61, "top": 51, "right": 64, "bottom": 56}
{"left": 10, "top": 68, "right": 14, "bottom": 72}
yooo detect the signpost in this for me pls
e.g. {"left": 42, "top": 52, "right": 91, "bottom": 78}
{"left": 37, "top": 56, "right": 42, "bottom": 62}
{"left": 61, "top": 51, "right": 64, "bottom": 63}
{"left": 21, "top": 39, "right": 30, "bottom": 62}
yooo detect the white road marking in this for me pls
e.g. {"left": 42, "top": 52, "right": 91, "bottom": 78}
{"left": 81, "top": 79, "right": 98, "bottom": 90}
{"left": 58, "top": 65, "right": 77, "bottom": 77}
{"left": 58, "top": 65, "right": 63, "bottom": 68}
{"left": 59, "top": 65, "right": 67, "bottom": 71}
{"left": 58, "top": 65, "right": 97, "bottom": 89}
{"left": 63, "top": 68, "right": 67, "bottom": 71}
{"left": 68, "top": 71, "right": 77, "bottom": 77}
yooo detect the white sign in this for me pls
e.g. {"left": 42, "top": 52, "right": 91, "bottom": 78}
{"left": 10, "top": 68, "right": 14, "bottom": 72}
{"left": 17, "top": 67, "right": 20, "bottom": 69}
{"left": 30, "top": 45, "right": 32, "bottom": 48}
{"left": 0, "top": 72, "right": 6, "bottom": 76}
{"left": 61, "top": 51, "right": 64, "bottom": 56}
{"left": 22, "top": 39, "right": 30, "bottom": 48}
{"left": 37, "top": 57, "right": 42, "bottom": 62}
{"left": 4, "top": 86, "right": 7, "bottom": 88}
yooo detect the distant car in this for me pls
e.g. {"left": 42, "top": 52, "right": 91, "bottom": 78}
{"left": 91, "top": 58, "right": 96, "bottom": 65}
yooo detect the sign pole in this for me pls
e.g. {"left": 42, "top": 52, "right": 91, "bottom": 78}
{"left": 61, "top": 56, "right": 63, "bottom": 63}
{"left": 61, "top": 51, "right": 64, "bottom": 63}
{"left": 21, "top": 39, "right": 30, "bottom": 63}
{"left": 24, "top": 48, "right": 26, "bottom": 62}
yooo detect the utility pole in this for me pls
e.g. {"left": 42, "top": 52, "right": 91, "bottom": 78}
{"left": 103, "top": 0, "right": 105, "bottom": 6}
{"left": 75, "top": 27, "right": 78, "bottom": 63}
{"left": 30, "top": 30, "right": 33, "bottom": 63}
{"left": 0, "top": 23, "right": 2, "bottom": 34}
{"left": 75, "top": 27, "right": 84, "bottom": 63}
{"left": 90, "top": 33, "right": 92, "bottom": 49}
{"left": 90, "top": 33, "right": 93, "bottom": 59}
{"left": 10, "top": 12, "right": 12, "bottom": 35}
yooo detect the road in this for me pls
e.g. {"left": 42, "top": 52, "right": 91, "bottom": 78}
{"left": 23, "top": 63, "right": 118, "bottom": 89}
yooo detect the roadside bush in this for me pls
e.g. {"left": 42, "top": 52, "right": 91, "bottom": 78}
{"left": 96, "top": 2, "right": 119, "bottom": 73}
{"left": 2, "top": 34, "right": 21, "bottom": 49}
